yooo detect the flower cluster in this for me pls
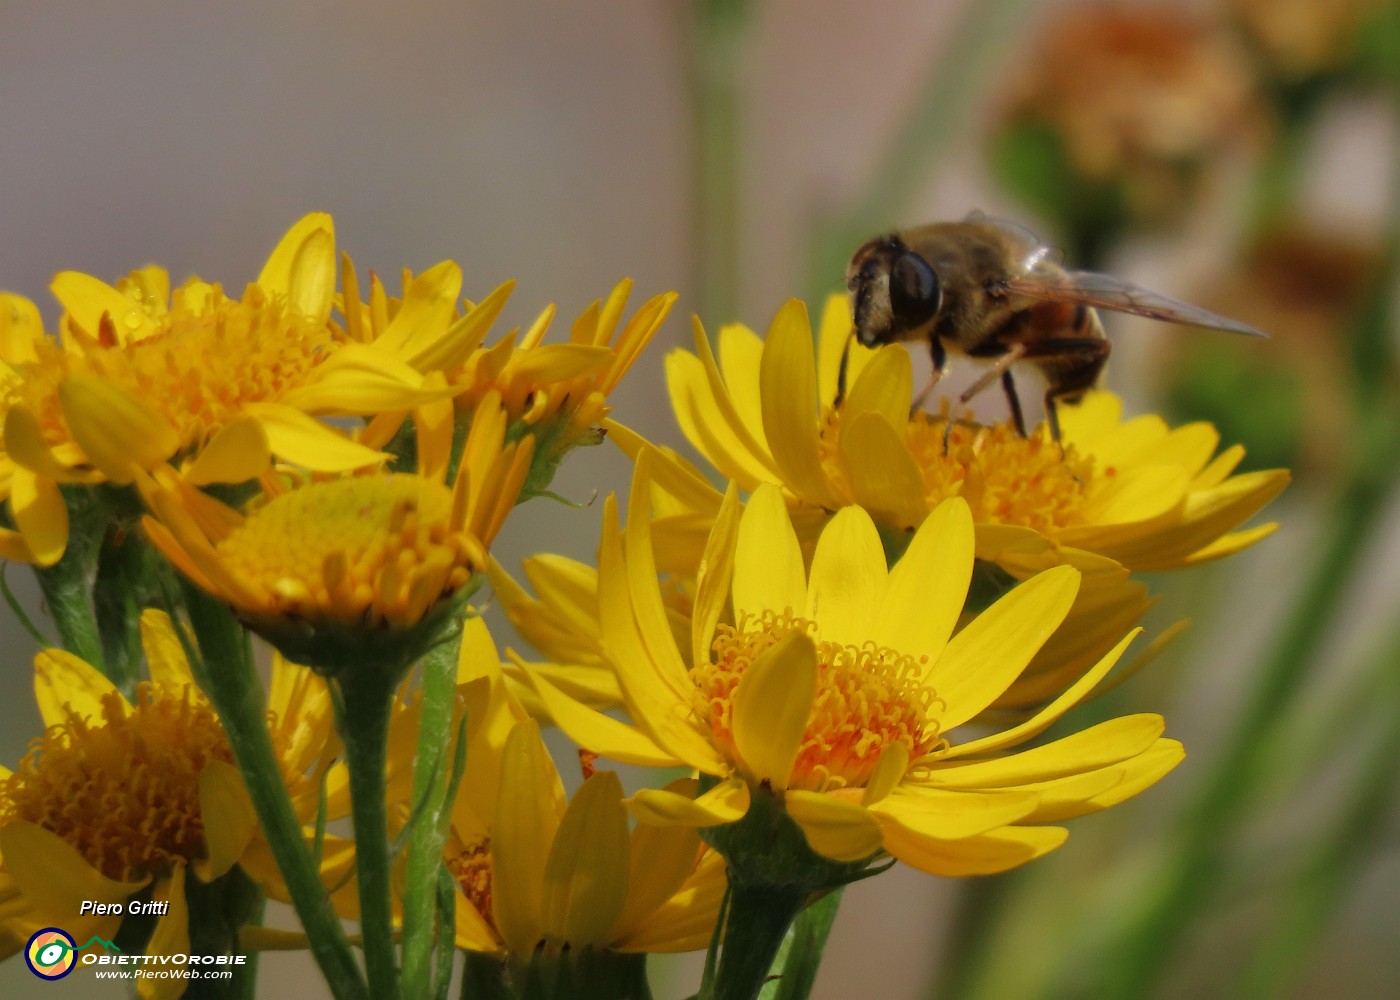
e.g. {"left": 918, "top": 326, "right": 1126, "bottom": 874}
{"left": 0, "top": 216, "right": 1286, "bottom": 1000}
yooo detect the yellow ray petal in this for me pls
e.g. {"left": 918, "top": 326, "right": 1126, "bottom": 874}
{"left": 611, "top": 780, "right": 704, "bottom": 938}
{"left": 491, "top": 721, "right": 563, "bottom": 956}
{"left": 628, "top": 777, "right": 750, "bottom": 827}
{"left": 0, "top": 821, "right": 149, "bottom": 915}
{"left": 666, "top": 340, "right": 775, "bottom": 489}
{"left": 529, "top": 672, "right": 680, "bottom": 767}
{"left": 196, "top": 761, "right": 257, "bottom": 882}
{"left": 0, "top": 292, "right": 44, "bottom": 365}
{"left": 784, "top": 791, "right": 883, "bottom": 862}
{"left": 731, "top": 631, "right": 817, "bottom": 788}
{"left": 925, "top": 565, "right": 1080, "bottom": 729}
{"left": 873, "top": 497, "right": 973, "bottom": 660}
{"left": 886, "top": 822, "right": 1068, "bottom": 877}
{"left": 805, "top": 505, "right": 887, "bottom": 649}
{"left": 733, "top": 483, "right": 806, "bottom": 623}
{"left": 815, "top": 295, "right": 872, "bottom": 406}
{"left": 691, "top": 483, "right": 742, "bottom": 676}
{"left": 947, "top": 628, "right": 1141, "bottom": 758}
{"left": 540, "top": 771, "right": 630, "bottom": 946}
{"left": 928, "top": 715, "right": 1164, "bottom": 787}
{"left": 9, "top": 466, "right": 67, "bottom": 566}
{"left": 58, "top": 374, "right": 180, "bottom": 483}
{"left": 872, "top": 788, "right": 1040, "bottom": 839}
{"left": 243, "top": 402, "right": 386, "bottom": 471}
{"left": 408, "top": 281, "right": 516, "bottom": 374}
{"left": 34, "top": 648, "right": 122, "bottom": 727}
{"left": 614, "top": 851, "right": 729, "bottom": 953}
{"left": 138, "top": 867, "right": 189, "bottom": 1000}
{"left": 372, "top": 259, "right": 463, "bottom": 357}
{"left": 183, "top": 417, "right": 271, "bottom": 486}
{"left": 257, "top": 213, "right": 335, "bottom": 323}
{"left": 5, "top": 404, "right": 99, "bottom": 482}
{"left": 50, "top": 270, "right": 158, "bottom": 342}
{"left": 139, "top": 610, "right": 196, "bottom": 692}
{"left": 760, "top": 300, "right": 837, "bottom": 507}
{"left": 1019, "top": 739, "right": 1184, "bottom": 822}
{"left": 839, "top": 413, "right": 929, "bottom": 529}
{"left": 842, "top": 344, "right": 913, "bottom": 428}
{"left": 716, "top": 323, "right": 769, "bottom": 450}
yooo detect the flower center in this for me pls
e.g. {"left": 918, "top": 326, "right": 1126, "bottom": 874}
{"left": 447, "top": 838, "right": 494, "bottom": 924}
{"left": 9, "top": 284, "right": 335, "bottom": 458}
{"left": 820, "top": 407, "right": 1098, "bottom": 534}
{"left": 692, "top": 611, "right": 942, "bottom": 793}
{"left": 217, "top": 474, "right": 479, "bottom": 627}
{"left": 1, "top": 684, "right": 232, "bottom": 883}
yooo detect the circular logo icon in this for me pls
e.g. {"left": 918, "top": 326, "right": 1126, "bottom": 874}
{"left": 25, "top": 928, "right": 78, "bottom": 980}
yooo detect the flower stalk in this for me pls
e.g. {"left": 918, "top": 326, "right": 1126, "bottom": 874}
{"left": 180, "top": 583, "right": 369, "bottom": 1000}
{"left": 336, "top": 660, "right": 411, "bottom": 1000}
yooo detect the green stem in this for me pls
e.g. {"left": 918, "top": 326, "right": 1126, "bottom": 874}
{"left": 686, "top": 0, "right": 751, "bottom": 328}
{"left": 181, "top": 586, "right": 368, "bottom": 1000}
{"left": 337, "top": 667, "right": 404, "bottom": 1000}
{"left": 769, "top": 887, "right": 843, "bottom": 1000}
{"left": 1236, "top": 627, "right": 1400, "bottom": 999}
{"left": 401, "top": 634, "right": 465, "bottom": 998}
{"left": 707, "top": 881, "right": 808, "bottom": 1000}
{"left": 33, "top": 487, "right": 107, "bottom": 674}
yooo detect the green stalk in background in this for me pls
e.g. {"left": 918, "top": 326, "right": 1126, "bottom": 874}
{"left": 1075, "top": 139, "right": 1400, "bottom": 1000}
{"left": 1236, "top": 621, "right": 1400, "bottom": 999}
{"left": 685, "top": 0, "right": 752, "bottom": 329}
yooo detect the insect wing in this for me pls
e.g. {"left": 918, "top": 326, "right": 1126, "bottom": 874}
{"left": 1003, "top": 269, "right": 1268, "bottom": 337}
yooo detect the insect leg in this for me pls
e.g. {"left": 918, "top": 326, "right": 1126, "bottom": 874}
{"left": 1001, "top": 369, "right": 1026, "bottom": 437}
{"left": 1019, "top": 337, "right": 1111, "bottom": 444}
{"left": 835, "top": 331, "right": 855, "bottom": 406}
{"left": 910, "top": 337, "right": 949, "bottom": 413}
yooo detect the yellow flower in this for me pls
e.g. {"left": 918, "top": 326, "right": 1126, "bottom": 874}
{"left": 528, "top": 456, "right": 1182, "bottom": 876}
{"left": 137, "top": 390, "right": 532, "bottom": 670}
{"left": 657, "top": 296, "right": 1289, "bottom": 576}
{"left": 0, "top": 213, "right": 475, "bottom": 566}
{"left": 0, "top": 611, "right": 339, "bottom": 998}
{"left": 446, "top": 619, "right": 725, "bottom": 966}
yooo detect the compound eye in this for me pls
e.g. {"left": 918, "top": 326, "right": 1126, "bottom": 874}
{"left": 889, "top": 252, "right": 940, "bottom": 324}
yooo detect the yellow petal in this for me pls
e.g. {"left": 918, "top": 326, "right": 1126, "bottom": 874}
{"left": 873, "top": 497, "right": 972, "bottom": 660}
{"left": 58, "top": 373, "right": 180, "bottom": 482}
{"left": 760, "top": 300, "right": 837, "bottom": 507}
{"left": 872, "top": 787, "right": 1040, "bottom": 839}
{"left": 839, "top": 413, "right": 928, "bottom": 529}
{"left": 373, "top": 259, "right": 463, "bottom": 358}
{"left": 34, "top": 647, "right": 122, "bottom": 727}
{"left": 0, "top": 292, "right": 43, "bottom": 365}
{"left": 611, "top": 780, "right": 704, "bottom": 938}
{"left": 540, "top": 771, "right": 630, "bottom": 946}
{"left": 947, "top": 628, "right": 1141, "bottom": 758}
{"left": 244, "top": 402, "right": 386, "bottom": 471}
{"left": 879, "top": 821, "right": 1067, "bottom": 876}
{"left": 733, "top": 483, "right": 806, "bottom": 622}
{"left": 666, "top": 338, "right": 774, "bottom": 490}
{"left": 257, "top": 213, "right": 336, "bottom": 323}
{"left": 1019, "top": 739, "right": 1184, "bottom": 822}
{"left": 805, "top": 505, "right": 887, "bottom": 649}
{"left": 928, "top": 715, "right": 1164, "bottom": 787}
{"left": 784, "top": 791, "right": 883, "bottom": 861}
{"left": 628, "top": 777, "right": 750, "bottom": 827}
{"left": 842, "top": 344, "right": 912, "bottom": 427}
{"left": 529, "top": 672, "right": 679, "bottom": 767}
{"left": 50, "top": 271, "right": 157, "bottom": 342}
{"left": 138, "top": 867, "right": 190, "bottom": 1000}
{"left": 183, "top": 418, "right": 271, "bottom": 485}
{"left": 614, "top": 850, "right": 728, "bottom": 954}
{"left": 5, "top": 404, "right": 96, "bottom": 482}
{"left": 279, "top": 343, "right": 452, "bottom": 414}
{"left": 691, "top": 483, "right": 742, "bottom": 676}
{"left": 139, "top": 610, "right": 196, "bottom": 693}
{"left": 9, "top": 466, "right": 67, "bottom": 566}
{"left": 0, "top": 821, "right": 148, "bottom": 916}
{"left": 925, "top": 565, "right": 1080, "bottom": 729}
{"left": 716, "top": 323, "right": 770, "bottom": 451}
{"left": 196, "top": 761, "right": 257, "bottom": 881}
{"left": 815, "top": 294, "right": 872, "bottom": 405}
{"left": 731, "top": 631, "right": 817, "bottom": 788}
{"left": 407, "top": 281, "right": 516, "bottom": 374}
{"left": 491, "top": 721, "right": 562, "bottom": 955}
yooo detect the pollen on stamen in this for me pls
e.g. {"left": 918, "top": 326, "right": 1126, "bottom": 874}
{"left": 0, "top": 684, "right": 232, "bottom": 883}
{"left": 692, "top": 610, "right": 941, "bottom": 793}
{"left": 447, "top": 838, "right": 494, "bottom": 924}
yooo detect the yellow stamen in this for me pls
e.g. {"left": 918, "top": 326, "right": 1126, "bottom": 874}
{"left": 1, "top": 684, "right": 230, "bottom": 882}
{"left": 447, "top": 838, "right": 494, "bottom": 923}
{"left": 692, "top": 611, "right": 942, "bottom": 793}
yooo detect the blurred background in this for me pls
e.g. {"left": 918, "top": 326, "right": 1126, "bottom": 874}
{"left": 3, "top": 1, "right": 1398, "bottom": 997}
